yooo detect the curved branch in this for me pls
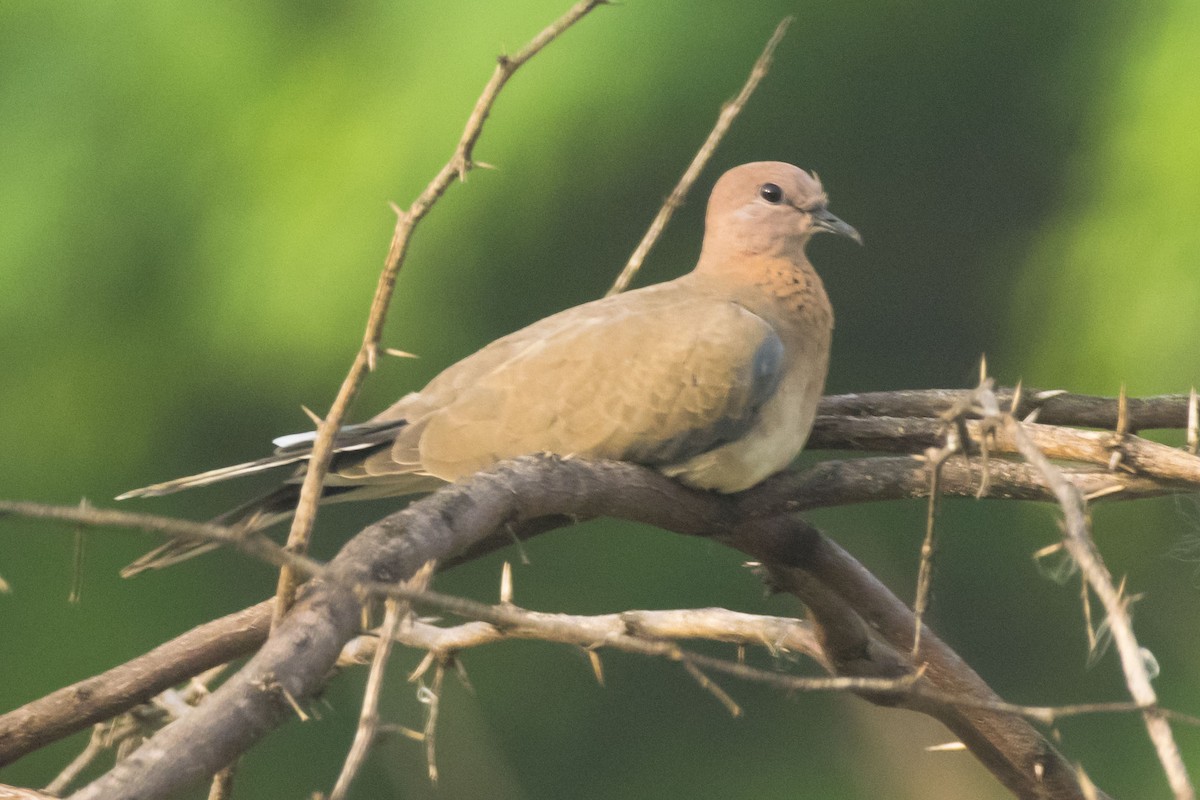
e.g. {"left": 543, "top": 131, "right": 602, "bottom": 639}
{"left": 68, "top": 456, "right": 1108, "bottom": 800}
{"left": 0, "top": 601, "right": 271, "bottom": 768}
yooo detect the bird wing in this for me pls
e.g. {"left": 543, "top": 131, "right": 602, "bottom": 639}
{"left": 350, "top": 281, "right": 786, "bottom": 483}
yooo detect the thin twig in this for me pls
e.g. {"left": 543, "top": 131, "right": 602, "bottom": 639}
{"left": 329, "top": 592, "right": 406, "bottom": 800}
{"left": 912, "top": 384, "right": 978, "bottom": 656}
{"left": 339, "top": 607, "right": 822, "bottom": 667}
{"left": 270, "top": 0, "right": 608, "bottom": 627}
{"left": 817, "top": 388, "right": 1196, "bottom": 430}
{"left": 607, "top": 16, "right": 792, "bottom": 296}
{"left": 1187, "top": 387, "right": 1198, "bottom": 454}
{"left": 913, "top": 446, "right": 944, "bottom": 657}
{"left": 979, "top": 384, "right": 1195, "bottom": 800}
{"left": 43, "top": 724, "right": 109, "bottom": 795}
{"left": 419, "top": 662, "right": 446, "bottom": 783}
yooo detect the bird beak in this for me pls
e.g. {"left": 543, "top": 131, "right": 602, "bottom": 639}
{"left": 811, "top": 207, "right": 863, "bottom": 245}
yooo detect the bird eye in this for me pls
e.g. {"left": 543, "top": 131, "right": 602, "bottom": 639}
{"left": 758, "top": 183, "right": 783, "bottom": 204}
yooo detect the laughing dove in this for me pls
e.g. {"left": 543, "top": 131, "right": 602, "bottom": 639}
{"left": 119, "top": 162, "right": 859, "bottom": 574}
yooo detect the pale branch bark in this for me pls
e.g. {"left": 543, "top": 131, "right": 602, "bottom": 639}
{"left": 348, "top": 611, "right": 1200, "bottom": 727}
{"left": 62, "top": 454, "right": 1131, "bottom": 800}
{"left": 342, "top": 608, "right": 825, "bottom": 667}
{"left": 817, "top": 389, "right": 1195, "bottom": 430}
{"left": 807, "top": 415, "right": 1200, "bottom": 485}
{"left": 329, "top": 594, "right": 409, "bottom": 800}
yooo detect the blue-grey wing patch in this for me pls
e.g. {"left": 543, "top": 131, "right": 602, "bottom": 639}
{"left": 629, "top": 329, "right": 785, "bottom": 466}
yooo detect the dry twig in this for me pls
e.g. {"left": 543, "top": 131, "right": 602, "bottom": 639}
{"left": 977, "top": 383, "right": 1195, "bottom": 800}
{"left": 607, "top": 17, "right": 793, "bottom": 295}
{"left": 270, "top": 0, "right": 609, "bottom": 627}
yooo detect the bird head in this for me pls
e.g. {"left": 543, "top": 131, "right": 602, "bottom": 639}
{"left": 700, "top": 162, "right": 861, "bottom": 264}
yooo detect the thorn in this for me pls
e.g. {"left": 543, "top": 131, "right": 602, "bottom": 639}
{"left": 389, "top": 200, "right": 404, "bottom": 219}
{"left": 1187, "top": 387, "right": 1198, "bottom": 455}
{"left": 499, "top": 561, "right": 513, "bottom": 605}
{"left": 1076, "top": 764, "right": 1099, "bottom": 799}
{"left": 1084, "top": 484, "right": 1125, "bottom": 502}
{"left": 452, "top": 657, "right": 474, "bottom": 695}
{"left": 926, "top": 741, "right": 967, "bottom": 752}
{"left": 278, "top": 684, "right": 309, "bottom": 722}
{"left": 1022, "top": 408, "right": 1042, "bottom": 425}
{"left": 300, "top": 405, "right": 323, "bottom": 426}
{"left": 383, "top": 348, "right": 420, "bottom": 359}
{"left": 378, "top": 723, "right": 426, "bottom": 742}
{"left": 587, "top": 649, "right": 605, "bottom": 686}
{"left": 366, "top": 343, "right": 378, "bottom": 372}
{"left": 1009, "top": 380, "right": 1024, "bottom": 416}
{"left": 70, "top": 527, "right": 85, "bottom": 604}
{"left": 1033, "top": 389, "right": 1068, "bottom": 402}
{"left": 978, "top": 354, "right": 988, "bottom": 386}
{"left": 1115, "top": 383, "right": 1129, "bottom": 437}
{"left": 503, "top": 523, "right": 531, "bottom": 565}
{"left": 1033, "top": 541, "right": 1065, "bottom": 560}
{"left": 408, "top": 651, "right": 436, "bottom": 683}
{"left": 473, "top": 161, "right": 498, "bottom": 171}
{"left": 682, "top": 661, "right": 742, "bottom": 717}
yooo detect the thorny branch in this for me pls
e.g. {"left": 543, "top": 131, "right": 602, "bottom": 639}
{"left": 978, "top": 383, "right": 1195, "bottom": 800}
{"left": 329, "top": 584, "right": 415, "bottom": 800}
{"left": 269, "top": 0, "right": 609, "bottom": 627}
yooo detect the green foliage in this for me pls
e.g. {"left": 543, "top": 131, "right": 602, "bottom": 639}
{"left": 1, "top": 1, "right": 1196, "bottom": 798}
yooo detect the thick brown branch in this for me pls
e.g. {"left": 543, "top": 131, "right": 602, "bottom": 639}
{"left": 68, "top": 456, "right": 1107, "bottom": 800}
{"left": 0, "top": 601, "right": 271, "bottom": 768}
{"left": 0, "top": 440, "right": 1185, "bottom": 772}
{"left": 730, "top": 517, "right": 1108, "bottom": 800}
{"left": 819, "top": 389, "right": 1194, "bottom": 430}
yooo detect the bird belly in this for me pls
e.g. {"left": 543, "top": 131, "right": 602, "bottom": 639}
{"left": 660, "top": 365, "right": 822, "bottom": 493}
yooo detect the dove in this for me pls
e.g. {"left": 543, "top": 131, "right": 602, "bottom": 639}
{"left": 118, "top": 161, "right": 859, "bottom": 575}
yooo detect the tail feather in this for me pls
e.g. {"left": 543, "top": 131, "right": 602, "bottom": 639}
{"left": 119, "top": 484, "right": 304, "bottom": 577}
{"left": 115, "top": 418, "right": 411, "bottom": 500}
{"left": 115, "top": 453, "right": 310, "bottom": 500}
{"left": 116, "top": 417, "right": 419, "bottom": 576}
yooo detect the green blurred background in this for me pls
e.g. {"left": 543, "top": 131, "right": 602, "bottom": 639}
{"left": 2, "top": 1, "right": 1198, "bottom": 797}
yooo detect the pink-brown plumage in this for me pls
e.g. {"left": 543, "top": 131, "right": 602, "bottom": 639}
{"left": 119, "top": 162, "right": 859, "bottom": 574}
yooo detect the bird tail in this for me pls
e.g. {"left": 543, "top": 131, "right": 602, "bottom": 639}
{"left": 115, "top": 418, "right": 410, "bottom": 500}
{"left": 116, "top": 418, "right": 414, "bottom": 577}
{"left": 119, "top": 483, "right": 305, "bottom": 577}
